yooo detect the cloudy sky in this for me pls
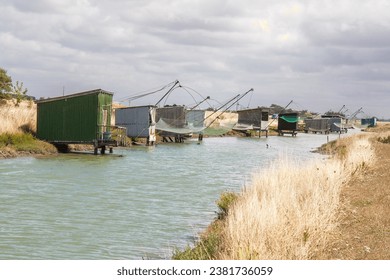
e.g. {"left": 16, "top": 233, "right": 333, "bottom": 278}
{"left": 1, "top": 0, "right": 390, "bottom": 118}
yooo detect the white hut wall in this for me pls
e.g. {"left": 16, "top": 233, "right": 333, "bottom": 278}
{"left": 261, "top": 110, "right": 270, "bottom": 129}
{"left": 115, "top": 106, "right": 156, "bottom": 138}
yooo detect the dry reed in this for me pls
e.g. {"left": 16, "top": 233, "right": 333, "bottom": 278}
{"left": 219, "top": 134, "right": 375, "bottom": 259}
{"left": 0, "top": 99, "right": 36, "bottom": 134}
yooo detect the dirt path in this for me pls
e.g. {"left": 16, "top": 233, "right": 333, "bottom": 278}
{"left": 326, "top": 128, "right": 390, "bottom": 259}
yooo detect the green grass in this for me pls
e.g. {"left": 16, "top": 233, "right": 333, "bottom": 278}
{"left": 172, "top": 222, "right": 222, "bottom": 260}
{"left": 216, "top": 191, "right": 238, "bottom": 219}
{"left": 0, "top": 133, "right": 57, "bottom": 154}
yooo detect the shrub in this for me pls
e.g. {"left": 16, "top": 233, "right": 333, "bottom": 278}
{"left": 216, "top": 191, "right": 238, "bottom": 219}
{"left": 378, "top": 135, "right": 390, "bottom": 144}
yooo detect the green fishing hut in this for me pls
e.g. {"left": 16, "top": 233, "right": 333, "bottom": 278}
{"left": 36, "top": 89, "right": 117, "bottom": 154}
{"left": 278, "top": 112, "right": 299, "bottom": 136}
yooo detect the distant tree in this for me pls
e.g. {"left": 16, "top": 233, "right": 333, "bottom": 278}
{"left": 0, "top": 67, "right": 29, "bottom": 104}
{"left": 0, "top": 67, "right": 13, "bottom": 96}
{"left": 269, "top": 104, "right": 283, "bottom": 115}
{"left": 12, "top": 81, "right": 28, "bottom": 105}
{"left": 324, "top": 110, "right": 345, "bottom": 117}
{"left": 269, "top": 104, "right": 295, "bottom": 114}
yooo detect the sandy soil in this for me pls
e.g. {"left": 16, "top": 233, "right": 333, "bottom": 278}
{"left": 326, "top": 124, "right": 390, "bottom": 259}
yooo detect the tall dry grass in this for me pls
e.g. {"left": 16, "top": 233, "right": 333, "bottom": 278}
{"left": 219, "top": 134, "right": 375, "bottom": 259}
{"left": 0, "top": 99, "right": 36, "bottom": 134}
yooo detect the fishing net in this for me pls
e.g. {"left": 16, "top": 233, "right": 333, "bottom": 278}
{"left": 203, "top": 123, "right": 236, "bottom": 136}
{"left": 155, "top": 119, "right": 205, "bottom": 134}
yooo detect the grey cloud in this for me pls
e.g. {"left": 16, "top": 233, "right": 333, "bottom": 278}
{"left": 303, "top": 20, "right": 390, "bottom": 49}
{"left": 1, "top": 0, "right": 61, "bottom": 13}
{"left": 1, "top": 0, "right": 390, "bottom": 118}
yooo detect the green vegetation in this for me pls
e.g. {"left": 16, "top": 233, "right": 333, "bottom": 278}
{"left": 0, "top": 67, "right": 29, "bottom": 105}
{"left": 0, "top": 67, "right": 13, "bottom": 96}
{"left": 0, "top": 133, "right": 57, "bottom": 155}
{"left": 172, "top": 222, "right": 222, "bottom": 260}
{"left": 216, "top": 191, "right": 238, "bottom": 219}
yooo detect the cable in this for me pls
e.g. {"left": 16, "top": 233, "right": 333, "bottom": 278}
{"left": 178, "top": 86, "right": 200, "bottom": 106}
{"left": 117, "top": 80, "right": 178, "bottom": 103}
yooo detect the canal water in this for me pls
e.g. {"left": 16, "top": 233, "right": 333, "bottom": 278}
{"left": 0, "top": 133, "right": 351, "bottom": 259}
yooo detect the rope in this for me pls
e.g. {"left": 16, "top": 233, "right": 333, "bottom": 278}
{"left": 117, "top": 81, "right": 177, "bottom": 103}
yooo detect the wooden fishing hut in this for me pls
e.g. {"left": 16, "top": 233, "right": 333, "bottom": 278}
{"left": 277, "top": 112, "right": 299, "bottom": 136}
{"left": 233, "top": 107, "right": 270, "bottom": 137}
{"left": 36, "top": 89, "right": 122, "bottom": 154}
{"left": 304, "top": 118, "right": 330, "bottom": 134}
{"left": 155, "top": 105, "right": 189, "bottom": 142}
{"left": 321, "top": 114, "right": 347, "bottom": 133}
{"left": 115, "top": 105, "right": 157, "bottom": 145}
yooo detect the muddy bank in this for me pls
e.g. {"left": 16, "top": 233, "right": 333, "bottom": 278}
{"left": 0, "top": 133, "right": 57, "bottom": 159}
{"left": 0, "top": 147, "right": 57, "bottom": 159}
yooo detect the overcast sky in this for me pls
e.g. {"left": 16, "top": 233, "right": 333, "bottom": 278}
{"left": 1, "top": 0, "right": 390, "bottom": 118}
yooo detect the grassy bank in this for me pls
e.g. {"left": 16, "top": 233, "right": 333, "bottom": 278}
{"left": 174, "top": 132, "right": 377, "bottom": 259}
{"left": 0, "top": 133, "right": 57, "bottom": 159}
{"left": 0, "top": 98, "right": 57, "bottom": 158}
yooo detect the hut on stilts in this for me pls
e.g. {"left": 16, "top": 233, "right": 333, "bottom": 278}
{"left": 233, "top": 107, "right": 270, "bottom": 137}
{"left": 115, "top": 105, "right": 157, "bottom": 145}
{"left": 36, "top": 89, "right": 125, "bottom": 154}
{"left": 277, "top": 112, "right": 299, "bottom": 136}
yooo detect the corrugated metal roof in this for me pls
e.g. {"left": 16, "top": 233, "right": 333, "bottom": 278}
{"left": 36, "top": 89, "right": 113, "bottom": 104}
{"left": 237, "top": 107, "right": 270, "bottom": 113}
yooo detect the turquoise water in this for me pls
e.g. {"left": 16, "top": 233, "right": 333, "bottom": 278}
{"left": 0, "top": 133, "right": 349, "bottom": 259}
